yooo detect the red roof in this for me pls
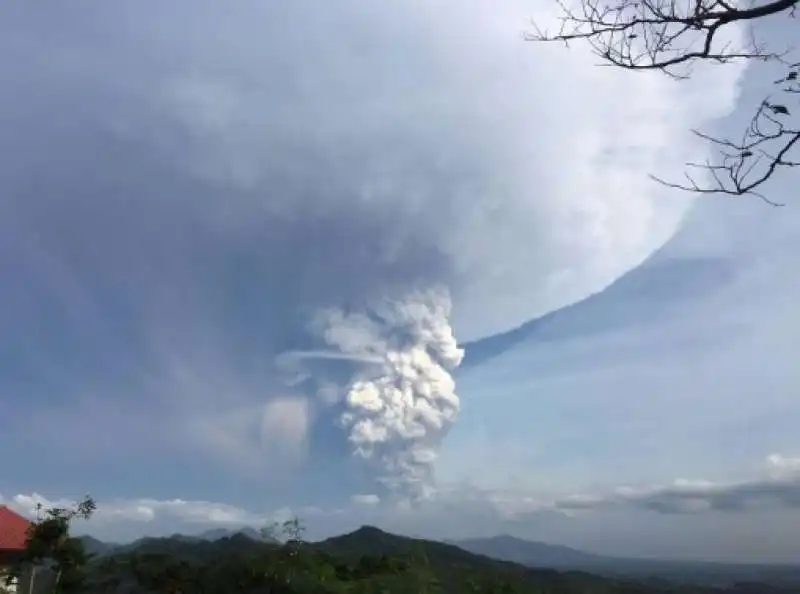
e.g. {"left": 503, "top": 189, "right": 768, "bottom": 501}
{"left": 0, "top": 505, "right": 31, "bottom": 551}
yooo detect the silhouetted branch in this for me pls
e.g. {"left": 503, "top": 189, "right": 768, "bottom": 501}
{"left": 528, "top": 0, "right": 799, "bottom": 201}
{"left": 651, "top": 64, "right": 799, "bottom": 203}
{"left": 528, "top": 0, "right": 797, "bottom": 77}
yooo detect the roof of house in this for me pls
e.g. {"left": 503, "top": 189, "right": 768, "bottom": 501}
{"left": 0, "top": 505, "right": 31, "bottom": 551}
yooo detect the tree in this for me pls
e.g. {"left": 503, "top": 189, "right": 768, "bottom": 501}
{"left": 261, "top": 516, "right": 306, "bottom": 554}
{"left": 17, "top": 496, "right": 97, "bottom": 593}
{"left": 528, "top": 0, "right": 799, "bottom": 203}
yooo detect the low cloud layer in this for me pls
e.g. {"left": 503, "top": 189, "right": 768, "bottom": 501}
{"left": 491, "top": 454, "right": 800, "bottom": 517}
{"left": 4, "top": 455, "right": 798, "bottom": 547}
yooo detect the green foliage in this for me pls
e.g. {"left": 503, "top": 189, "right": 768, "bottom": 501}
{"left": 13, "top": 501, "right": 791, "bottom": 593}
{"left": 261, "top": 515, "right": 307, "bottom": 557}
{"left": 77, "top": 523, "right": 796, "bottom": 594}
{"left": 12, "top": 495, "right": 96, "bottom": 594}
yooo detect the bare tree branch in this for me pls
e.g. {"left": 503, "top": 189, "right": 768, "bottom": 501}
{"left": 528, "top": 0, "right": 799, "bottom": 202}
{"left": 651, "top": 63, "right": 799, "bottom": 203}
{"left": 529, "top": 0, "right": 797, "bottom": 76}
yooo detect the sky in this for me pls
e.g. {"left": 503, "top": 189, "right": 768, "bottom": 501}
{"left": 1, "top": 0, "right": 798, "bottom": 563}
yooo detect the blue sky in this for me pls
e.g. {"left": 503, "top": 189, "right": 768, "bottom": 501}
{"left": 1, "top": 0, "right": 798, "bottom": 563}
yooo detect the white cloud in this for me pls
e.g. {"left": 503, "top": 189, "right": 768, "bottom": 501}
{"left": 465, "top": 454, "right": 800, "bottom": 518}
{"left": 2, "top": 493, "right": 267, "bottom": 528}
{"left": 766, "top": 454, "right": 800, "bottom": 477}
{"left": 5, "top": 455, "right": 797, "bottom": 538}
{"left": 351, "top": 494, "right": 381, "bottom": 506}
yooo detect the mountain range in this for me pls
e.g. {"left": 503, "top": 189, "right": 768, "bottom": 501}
{"left": 78, "top": 526, "right": 268, "bottom": 557}
{"left": 77, "top": 527, "right": 800, "bottom": 589}
{"left": 450, "top": 535, "right": 800, "bottom": 587}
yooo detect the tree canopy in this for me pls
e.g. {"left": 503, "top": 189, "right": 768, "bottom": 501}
{"left": 5, "top": 496, "right": 96, "bottom": 594}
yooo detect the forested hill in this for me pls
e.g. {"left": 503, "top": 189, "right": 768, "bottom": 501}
{"left": 79, "top": 526, "right": 795, "bottom": 593}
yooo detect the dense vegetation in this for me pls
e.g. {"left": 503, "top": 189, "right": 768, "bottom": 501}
{"left": 9, "top": 499, "right": 795, "bottom": 594}
{"left": 73, "top": 527, "right": 797, "bottom": 594}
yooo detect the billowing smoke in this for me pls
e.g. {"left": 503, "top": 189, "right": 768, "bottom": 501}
{"left": 0, "top": 0, "right": 748, "bottom": 504}
{"left": 309, "top": 287, "right": 463, "bottom": 500}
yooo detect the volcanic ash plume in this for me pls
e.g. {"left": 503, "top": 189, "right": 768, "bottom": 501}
{"left": 315, "top": 286, "right": 464, "bottom": 500}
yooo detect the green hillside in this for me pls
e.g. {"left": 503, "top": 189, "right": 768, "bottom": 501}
{"left": 77, "top": 526, "right": 794, "bottom": 593}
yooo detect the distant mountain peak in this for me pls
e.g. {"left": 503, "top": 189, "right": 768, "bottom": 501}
{"left": 196, "top": 526, "right": 266, "bottom": 542}
{"left": 78, "top": 527, "right": 800, "bottom": 589}
{"left": 329, "top": 525, "right": 399, "bottom": 547}
{"left": 452, "top": 535, "right": 604, "bottom": 567}
{"left": 486, "top": 534, "right": 530, "bottom": 543}
{"left": 350, "top": 525, "right": 389, "bottom": 537}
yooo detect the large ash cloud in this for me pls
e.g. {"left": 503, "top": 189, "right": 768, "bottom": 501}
{"left": 0, "top": 0, "right": 744, "bottom": 497}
